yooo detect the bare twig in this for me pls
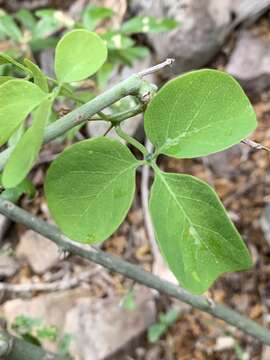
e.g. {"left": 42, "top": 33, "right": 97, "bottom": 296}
{"left": 138, "top": 58, "right": 175, "bottom": 78}
{"left": 242, "top": 138, "right": 270, "bottom": 152}
{"left": 1, "top": 197, "right": 270, "bottom": 345}
{"left": 0, "top": 268, "right": 100, "bottom": 294}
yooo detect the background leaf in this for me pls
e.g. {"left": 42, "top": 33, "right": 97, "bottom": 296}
{"left": 2, "top": 99, "right": 52, "bottom": 188}
{"left": 0, "top": 80, "right": 47, "bottom": 146}
{"left": 121, "top": 16, "right": 178, "bottom": 34}
{"left": 54, "top": 29, "right": 107, "bottom": 83}
{"left": 144, "top": 69, "right": 257, "bottom": 158}
{"left": 149, "top": 170, "right": 252, "bottom": 294}
{"left": 83, "top": 5, "right": 114, "bottom": 31}
{"left": 45, "top": 137, "right": 139, "bottom": 244}
{"left": 24, "top": 59, "right": 49, "bottom": 92}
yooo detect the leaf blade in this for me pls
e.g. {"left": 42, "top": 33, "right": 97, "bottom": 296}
{"left": 45, "top": 137, "right": 139, "bottom": 244}
{"left": 144, "top": 69, "right": 257, "bottom": 158}
{"left": 54, "top": 29, "right": 107, "bottom": 83}
{"left": 149, "top": 171, "right": 252, "bottom": 294}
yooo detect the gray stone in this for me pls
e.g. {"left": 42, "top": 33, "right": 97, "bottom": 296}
{"left": 130, "top": 0, "right": 270, "bottom": 76}
{"left": 16, "top": 230, "right": 59, "bottom": 274}
{"left": 0, "top": 255, "right": 19, "bottom": 278}
{"left": 64, "top": 287, "right": 156, "bottom": 360}
{"left": 226, "top": 31, "right": 270, "bottom": 94}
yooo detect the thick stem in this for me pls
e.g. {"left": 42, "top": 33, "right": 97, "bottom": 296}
{"left": 0, "top": 330, "right": 70, "bottom": 360}
{"left": 0, "top": 197, "right": 270, "bottom": 345}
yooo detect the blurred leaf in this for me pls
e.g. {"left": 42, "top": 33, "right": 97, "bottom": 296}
{"left": 11, "top": 315, "right": 41, "bottom": 335}
{"left": 97, "top": 62, "right": 113, "bottom": 88}
{"left": 0, "top": 53, "right": 29, "bottom": 73}
{"left": 22, "top": 334, "right": 42, "bottom": 347}
{"left": 58, "top": 333, "right": 73, "bottom": 354}
{"left": 116, "top": 46, "right": 150, "bottom": 66}
{"left": 55, "top": 29, "right": 107, "bottom": 83}
{"left": 24, "top": 58, "right": 49, "bottom": 92}
{"left": 147, "top": 323, "right": 166, "bottom": 343}
{"left": 0, "top": 75, "right": 13, "bottom": 85}
{"left": 0, "top": 14, "right": 22, "bottom": 42}
{"left": 102, "top": 31, "right": 134, "bottom": 50}
{"left": 122, "top": 16, "right": 179, "bottom": 34}
{"left": 36, "top": 326, "right": 58, "bottom": 342}
{"left": 83, "top": 5, "right": 114, "bottom": 31}
{"left": 30, "top": 36, "right": 58, "bottom": 52}
{"left": 15, "top": 9, "right": 37, "bottom": 31}
{"left": 159, "top": 309, "right": 179, "bottom": 326}
{"left": 121, "top": 291, "right": 137, "bottom": 311}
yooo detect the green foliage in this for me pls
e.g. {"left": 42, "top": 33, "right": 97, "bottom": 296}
{"left": 0, "top": 22, "right": 256, "bottom": 295}
{"left": 121, "top": 290, "right": 137, "bottom": 311}
{"left": 149, "top": 170, "right": 252, "bottom": 294}
{"left": 10, "top": 315, "right": 73, "bottom": 354}
{"left": 0, "top": 178, "right": 36, "bottom": 202}
{"left": 83, "top": 5, "right": 114, "bottom": 31}
{"left": 54, "top": 29, "right": 107, "bottom": 83}
{"left": 45, "top": 137, "right": 139, "bottom": 243}
{"left": 147, "top": 308, "right": 179, "bottom": 343}
{"left": 0, "top": 79, "right": 47, "bottom": 146}
{"left": 122, "top": 16, "right": 179, "bottom": 34}
{"left": 144, "top": 70, "right": 256, "bottom": 158}
{"left": 2, "top": 99, "right": 52, "bottom": 188}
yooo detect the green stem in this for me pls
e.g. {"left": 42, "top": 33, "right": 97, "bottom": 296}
{"left": 0, "top": 197, "right": 270, "bottom": 345}
{"left": 115, "top": 126, "right": 148, "bottom": 156}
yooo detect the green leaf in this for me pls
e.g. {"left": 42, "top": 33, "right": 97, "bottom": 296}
{"left": 0, "top": 178, "right": 36, "bottom": 202}
{"left": 159, "top": 309, "right": 179, "bottom": 326}
{"left": 83, "top": 5, "right": 114, "bottom": 31}
{"left": 121, "top": 291, "right": 137, "bottom": 311}
{"left": 122, "top": 16, "right": 179, "bottom": 34}
{"left": 45, "top": 137, "right": 138, "bottom": 244}
{"left": 0, "top": 53, "right": 29, "bottom": 73}
{"left": 0, "top": 80, "right": 48, "bottom": 146}
{"left": 2, "top": 99, "right": 52, "bottom": 188}
{"left": 24, "top": 58, "right": 49, "bottom": 92}
{"left": 15, "top": 9, "right": 37, "bottom": 31}
{"left": 0, "top": 14, "right": 22, "bottom": 42}
{"left": 147, "top": 323, "right": 167, "bottom": 343}
{"left": 0, "top": 75, "right": 13, "bottom": 85}
{"left": 144, "top": 70, "right": 257, "bottom": 158}
{"left": 149, "top": 170, "right": 252, "bottom": 294}
{"left": 97, "top": 62, "right": 113, "bottom": 88}
{"left": 102, "top": 31, "right": 134, "bottom": 50}
{"left": 55, "top": 29, "right": 107, "bottom": 83}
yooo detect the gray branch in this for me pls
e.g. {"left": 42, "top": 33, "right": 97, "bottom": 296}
{"left": 0, "top": 197, "right": 270, "bottom": 345}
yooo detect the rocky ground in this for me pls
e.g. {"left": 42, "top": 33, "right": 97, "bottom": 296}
{"left": 1, "top": 0, "right": 270, "bottom": 359}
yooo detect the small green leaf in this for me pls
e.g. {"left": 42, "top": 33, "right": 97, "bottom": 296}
{"left": 45, "top": 137, "right": 139, "bottom": 244}
{"left": 122, "top": 16, "right": 178, "bottom": 34}
{"left": 15, "top": 9, "right": 37, "bottom": 31}
{"left": 0, "top": 80, "right": 48, "bottom": 146}
{"left": 149, "top": 170, "right": 252, "bottom": 294}
{"left": 144, "top": 70, "right": 257, "bottom": 158}
{"left": 147, "top": 323, "right": 167, "bottom": 343}
{"left": 83, "top": 5, "right": 114, "bottom": 31}
{"left": 55, "top": 29, "right": 107, "bottom": 83}
{"left": 2, "top": 99, "right": 52, "bottom": 188}
{"left": 0, "top": 14, "right": 22, "bottom": 42}
{"left": 159, "top": 309, "right": 179, "bottom": 326}
{"left": 121, "top": 291, "right": 137, "bottom": 311}
{"left": 0, "top": 178, "right": 36, "bottom": 203}
{"left": 102, "top": 31, "right": 134, "bottom": 50}
{"left": 24, "top": 58, "right": 49, "bottom": 92}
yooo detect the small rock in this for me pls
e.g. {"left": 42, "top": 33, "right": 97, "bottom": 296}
{"left": 0, "top": 255, "right": 19, "bottom": 279}
{"left": 64, "top": 287, "right": 156, "bottom": 360}
{"left": 226, "top": 31, "right": 270, "bottom": 94}
{"left": 16, "top": 230, "right": 59, "bottom": 274}
{"left": 214, "top": 336, "right": 235, "bottom": 351}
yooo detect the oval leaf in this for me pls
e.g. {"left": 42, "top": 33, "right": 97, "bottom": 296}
{"left": 45, "top": 137, "right": 138, "bottom": 244}
{"left": 0, "top": 80, "right": 47, "bottom": 146}
{"left": 144, "top": 69, "right": 257, "bottom": 158}
{"left": 2, "top": 99, "right": 52, "bottom": 188}
{"left": 54, "top": 29, "right": 107, "bottom": 83}
{"left": 149, "top": 170, "right": 252, "bottom": 294}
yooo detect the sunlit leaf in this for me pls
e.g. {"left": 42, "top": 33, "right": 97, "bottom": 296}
{"left": 149, "top": 170, "right": 252, "bottom": 294}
